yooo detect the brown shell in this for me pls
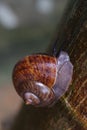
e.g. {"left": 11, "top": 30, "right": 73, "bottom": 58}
{"left": 12, "top": 54, "right": 57, "bottom": 96}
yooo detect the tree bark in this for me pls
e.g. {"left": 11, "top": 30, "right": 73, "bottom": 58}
{"left": 11, "top": 0, "right": 87, "bottom": 130}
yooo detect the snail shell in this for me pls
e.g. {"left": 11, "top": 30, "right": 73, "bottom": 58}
{"left": 12, "top": 51, "right": 73, "bottom": 107}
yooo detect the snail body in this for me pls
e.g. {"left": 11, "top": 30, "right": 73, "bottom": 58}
{"left": 12, "top": 51, "right": 73, "bottom": 107}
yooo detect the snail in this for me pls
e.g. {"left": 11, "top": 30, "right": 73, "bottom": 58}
{"left": 12, "top": 51, "right": 73, "bottom": 107}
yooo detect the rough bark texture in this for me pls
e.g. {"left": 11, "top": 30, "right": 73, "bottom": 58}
{"left": 11, "top": 0, "right": 87, "bottom": 130}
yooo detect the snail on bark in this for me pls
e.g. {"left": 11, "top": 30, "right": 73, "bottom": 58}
{"left": 12, "top": 50, "right": 73, "bottom": 107}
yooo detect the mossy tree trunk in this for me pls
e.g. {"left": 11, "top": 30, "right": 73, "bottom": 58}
{"left": 11, "top": 0, "right": 87, "bottom": 130}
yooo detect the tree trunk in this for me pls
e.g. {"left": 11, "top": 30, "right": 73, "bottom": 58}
{"left": 11, "top": 0, "right": 87, "bottom": 130}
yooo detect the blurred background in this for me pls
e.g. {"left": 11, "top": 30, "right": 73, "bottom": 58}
{"left": 0, "top": 0, "right": 68, "bottom": 130}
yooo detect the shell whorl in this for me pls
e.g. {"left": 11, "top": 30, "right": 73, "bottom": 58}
{"left": 12, "top": 55, "right": 57, "bottom": 106}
